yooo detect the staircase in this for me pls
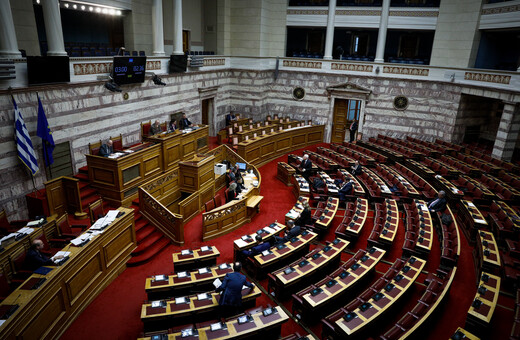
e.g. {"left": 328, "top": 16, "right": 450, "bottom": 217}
{"left": 76, "top": 166, "right": 170, "bottom": 265}
{"left": 126, "top": 199, "right": 170, "bottom": 266}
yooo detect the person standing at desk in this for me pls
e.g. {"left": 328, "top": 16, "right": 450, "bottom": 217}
{"left": 99, "top": 139, "right": 113, "bottom": 157}
{"left": 226, "top": 112, "right": 237, "bottom": 126}
{"left": 25, "top": 239, "right": 63, "bottom": 271}
{"left": 299, "top": 154, "right": 312, "bottom": 180}
{"left": 295, "top": 201, "right": 312, "bottom": 227}
{"left": 349, "top": 120, "right": 358, "bottom": 142}
{"left": 149, "top": 120, "right": 161, "bottom": 135}
{"left": 216, "top": 262, "right": 254, "bottom": 317}
{"left": 180, "top": 113, "right": 193, "bottom": 129}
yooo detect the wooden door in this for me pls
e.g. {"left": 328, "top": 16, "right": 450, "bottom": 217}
{"left": 331, "top": 99, "right": 348, "bottom": 143}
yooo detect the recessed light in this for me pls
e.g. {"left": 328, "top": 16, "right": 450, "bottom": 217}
{"left": 72, "top": 4, "right": 77, "bottom": 9}
{"left": 81, "top": 5, "right": 85, "bottom": 10}
{"left": 102, "top": 8, "right": 108, "bottom": 14}
{"left": 95, "top": 7, "right": 101, "bottom": 12}
{"left": 64, "top": 3, "right": 69, "bottom": 8}
{"left": 89, "top": 6, "right": 93, "bottom": 11}
{"left": 116, "top": 10, "right": 122, "bottom": 15}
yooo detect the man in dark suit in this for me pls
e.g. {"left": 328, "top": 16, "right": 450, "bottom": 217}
{"left": 98, "top": 139, "right": 113, "bottom": 157}
{"left": 226, "top": 112, "right": 237, "bottom": 126}
{"left": 216, "top": 262, "right": 254, "bottom": 317}
{"left": 274, "top": 220, "right": 301, "bottom": 244}
{"left": 299, "top": 154, "right": 312, "bottom": 179}
{"left": 428, "top": 190, "right": 447, "bottom": 213}
{"left": 339, "top": 180, "right": 354, "bottom": 200}
{"left": 349, "top": 120, "right": 358, "bottom": 142}
{"left": 149, "top": 120, "right": 161, "bottom": 135}
{"left": 241, "top": 235, "right": 270, "bottom": 258}
{"left": 25, "top": 240, "right": 62, "bottom": 271}
{"left": 180, "top": 113, "right": 192, "bottom": 129}
{"left": 351, "top": 160, "right": 362, "bottom": 176}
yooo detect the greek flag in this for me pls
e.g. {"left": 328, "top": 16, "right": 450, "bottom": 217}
{"left": 13, "top": 97, "right": 39, "bottom": 176}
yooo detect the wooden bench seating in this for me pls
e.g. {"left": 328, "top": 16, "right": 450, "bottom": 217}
{"left": 335, "top": 198, "right": 369, "bottom": 241}
{"left": 368, "top": 198, "right": 400, "bottom": 248}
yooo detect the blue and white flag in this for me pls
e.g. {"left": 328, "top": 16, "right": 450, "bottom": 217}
{"left": 36, "top": 95, "right": 55, "bottom": 167}
{"left": 13, "top": 97, "right": 39, "bottom": 175}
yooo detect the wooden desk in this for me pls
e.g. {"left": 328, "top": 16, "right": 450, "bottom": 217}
{"left": 0, "top": 208, "right": 136, "bottom": 339}
{"left": 337, "top": 169, "right": 366, "bottom": 196}
{"left": 314, "top": 197, "right": 339, "bottom": 230}
{"left": 295, "top": 247, "right": 385, "bottom": 318}
{"left": 316, "top": 172, "right": 339, "bottom": 195}
{"left": 285, "top": 197, "right": 310, "bottom": 224}
{"left": 477, "top": 230, "right": 501, "bottom": 275}
{"left": 406, "top": 159, "right": 436, "bottom": 179}
{"left": 379, "top": 164, "right": 421, "bottom": 197}
{"left": 466, "top": 272, "right": 500, "bottom": 334}
{"left": 434, "top": 175, "right": 464, "bottom": 200}
{"left": 233, "top": 222, "right": 287, "bottom": 261}
{"left": 493, "top": 200, "right": 520, "bottom": 231}
{"left": 172, "top": 246, "right": 220, "bottom": 272}
{"left": 138, "top": 306, "right": 289, "bottom": 340}
{"left": 268, "top": 239, "right": 349, "bottom": 298}
{"left": 457, "top": 200, "right": 488, "bottom": 244}
{"left": 87, "top": 142, "right": 163, "bottom": 206}
{"left": 236, "top": 125, "right": 325, "bottom": 167}
{"left": 378, "top": 199, "right": 400, "bottom": 245}
{"left": 143, "top": 125, "right": 210, "bottom": 172}
{"left": 336, "top": 198, "right": 369, "bottom": 240}
{"left": 145, "top": 263, "right": 234, "bottom": 300}
{"left": 452, "top": 327, "right": 480, "bottom": 340}
{"left": 292, "top": 174, "right": 310, "bottom": 198}
{"left": 277, "top": 162, "right": 296, "bottom": 186}
{"left": 141, "top": 286, "right": 261, "bottom": 332}
{"left": 364, "top": 168, "right": 393, "bottom": 196}
{"left": 251, "top": 231, "right": 318, "bottom": 277}
{"left": 334, "top": 256, "right": 426, "bottom": 337}
{"left": 235, "top": 124, "right": 277, "bottom": 142}
{"left": 409, "top": 200, "right": 434, "bottom": 255}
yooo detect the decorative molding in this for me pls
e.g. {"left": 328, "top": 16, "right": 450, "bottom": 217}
{"left": 482, "top": 4, "right": 520, "bottom": 15}
{"left": 331, "top": 63, "right": 373, "bottom": 72}
{"left": 389, "top": 10, "right": 438, "bottom": 17}
{"left": 203, "top": 201, "right": 246, "bottom": 221}
{"left": 464, "top": 72, "right": 511, "bottom": 85}
{"left": 142, "top": 170, "right": 178, "bottom": 192}
{"left": 73, "top": 62, "right": 112, "bottom": 76}
{"left": 203, "top": 58, "right": 225, "bottom": 66}
{"left": 283, "top": 60, "right": 322, "bottom": 69}
{"left": 383, "top": 66, "right": 429, "bottom": 76}
{"left": 73, "top": 60, "right": 161, "bottom": 76}
{"left": 287, "top": 9, "right": 328, "bottom": 15}
{"left": 336, "top": 9, "right": 381, "bottom": 16}
{"left": 146, "top": 60, "right": 161, "bottom": 70}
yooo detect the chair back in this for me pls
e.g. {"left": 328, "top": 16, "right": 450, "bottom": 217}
{"left": 11, "top": 250, "right": 26, "bottom": 273}
{"left": 56, "top": 214, "right": 72, "bottom": 235}
{"left": 205, "top": 199, "right": 215, "bottom": 212}
{"left": 141, "top": 121, "right": 152, "bottom": 138}
{"left": 224, "top": 189, "right": 231, "bottom": 203}
{"left": 89, "top": 199, "right": 104, "bottom": 224}
{"left": 160, "top": 122, "right": 167, "bottom": 132}
{"left": 110, "top": 134, "right": 123, "bottom": 151}
{"left": 214, "top": 195, "right": 222, "bottom": 208}
{"left": 89, "top": 140, "right": 102, "bottom": 155}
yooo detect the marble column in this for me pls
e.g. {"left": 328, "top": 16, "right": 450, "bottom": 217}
{"left": 41, "top": 0, "right": 67, "bottom": 56}
{"left": 492, "top": 101, "right": 520, "bottom": 162}
{"left": 374, "top": 0, "right": 390, "bottom": 63}
{"left": 152, "top": 0, "right": 165, "bottom": 56}
{"left": 0, "top": 0, "right": 22, "bottom": 58}
{"left": 323, "top": 0, "right": 336, "bottom": 60}
{"left": 172, "top": 0, "right": 183, "bottom": 55}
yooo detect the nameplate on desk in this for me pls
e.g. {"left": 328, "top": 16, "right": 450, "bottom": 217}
{"left": 238, "top": 315, "right": 252, "bottom": 324}
{"left": 181, "top": 328, "right": 197, "bottom": 338}
{"left": 181, "top": 249, "right": 192, "bottom": 255}
{"left": 154, "top": 275, "right": 168, "bottom": 281}
{"left": 151, "top": 300, "right": 166, "bottom": 308}
{"left": 219, "top": 263, "right": 230, "bottom": 270}
{"left": 210, "top": 322, "right": 224, "bottom": 331}
{"left": 177, "top": 271, "right": 188, "bottom": 278}
{"left": 198, "top": 268, "right": 210, "bottom": 274}
{"left": 261, "top": 250, "right": 271, "bottom": 257}
{"left": 200, "top": 246, "right": 211, "bottom": 252}
{"left": 241, "top": 235, "right": 253, "bottom": 241}
{"left": 284, "top": 267, "right": 294, "bottom": 275}
{"left": 197, "top": 293, "right": 210, "bottom": 300}
{"left": 175, "top": 297, "right": 189, "bottom": 304}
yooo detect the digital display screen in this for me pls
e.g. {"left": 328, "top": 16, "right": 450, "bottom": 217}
{"left": 27, "top": 56, "right": 70, "bottom": 85}
{"left": 112, "top": 56, "right": 146, "bottom": 85}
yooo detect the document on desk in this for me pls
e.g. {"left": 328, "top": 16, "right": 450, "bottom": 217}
{"left": 213, "top": 278, "right": 222, "bottom": 289}
{"left": 70, "top": 234, "right": 91, "bottom": 246}
{"left": 27, "top": 218, "right": 45, "bottom": 227}
{"left": 263, "top": 226, "right": 276, "bottom": 234}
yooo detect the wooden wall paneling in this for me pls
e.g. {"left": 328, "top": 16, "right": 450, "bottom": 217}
{"left": 103, "top": 225, "right": 136, "bottom": 269}
{"left": 18, "top": 289, "right": 67, "bottom": 339}
{"left": 179, "top": 191, "right": 201, "bottom": 224}
{"left": 62, "top": 177, "right": 84, "bottom": 217}
{"left": 45, "top": 177, "right": 66, "bottom": 216}
{"left": 65, "top": 252, "right": 104, "bottom": 306}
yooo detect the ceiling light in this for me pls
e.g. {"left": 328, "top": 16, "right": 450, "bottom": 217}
{"left": 89, "top": 6, "right": 93, "bottom": 11}
{"left": 81, "top": 5, "right": 85, "bottom": 10}
{"left": 72, "top": 4, "right": 77, "bottom": 9}
{"left": 64, "top": 3, "right": 69, "bottom": 8}
{"left": 108, "top": 9, "right": 115, "bottom": 15}
{"left": 36, "top": 0, "right": 40, "bottom": 4}
{"left": 116, "top": 10, "right": 122, "bottom": 15}
{"left": 95, "top": 7, "right": 101, "bottom": 12}
{"left": 102, "top": 8, "right": 108, "bottom": 14}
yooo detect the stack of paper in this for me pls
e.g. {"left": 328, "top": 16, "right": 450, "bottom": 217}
{"left": 70, "top": 233, "right": 92, "bottom": 246}
{"left": 108, "top": 152, "right": 125, "bottom": 159}
{"left": 264, "top": 226, "right": 276, "bottom": 234}
{"left": 52, "top": 251, "right": 71, "bottom": 264}
{"left": 16, "top": 227, "right": 34, "bottom": 236}
{"left": 91, "top": 210, "right": 119, "bottom": 231}
{"left": 27, "top": 218, "right": 45, "bottom": 227}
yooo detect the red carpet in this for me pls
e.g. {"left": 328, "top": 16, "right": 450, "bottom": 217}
{"left": 61, "top": 142, "right": 515, "bottom": 340}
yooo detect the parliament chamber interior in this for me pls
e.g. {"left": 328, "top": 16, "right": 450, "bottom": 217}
{"left": 0, "top": 0, "right": 519, "bottom": 339}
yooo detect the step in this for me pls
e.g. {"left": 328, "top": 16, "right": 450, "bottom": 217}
{"left": 81, "top": 194, "right": 101, "bottom": 211}
{"left": 78, "top": 166, "right": 89, "bottom": 175}
{"left": 135, "top": 219, "right": 148, "bottom": 232}
{"left": 132, "top": 198, "right": 140, "bottom": 206}
{"left": 74, "top": 173, "right": 89, "bottom": 182}
{"left": 78, "top": 181, "right": 89, "bottom": 190}
{"left": 80, "top": 187, "right": 98, "bottom": 200}
{"left": 136, "top": 225, "right": 155, "bottom": 242}
{"left": 134, "top": 212, "right": 143, "bottom": 222}
{"left": 131, "top": 231, "right": 164, "bottom": 256}
{"left": 127, "top": 238, "right": 170, "bottom": 266}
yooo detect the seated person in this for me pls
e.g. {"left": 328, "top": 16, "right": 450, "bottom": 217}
{"left": 227, "top": 183, "right": 239, "bottom": 202}
{"left": 149, "top": 120, "right": 161, "bottom": 135}
{"left": 227, "top": 168, "right": 236, "bottom": 185}
{"left": 351, "top": 161, "right": 362, "bottom": 176}
{"left": 339, "top": 180, "right": 355, "bottom": 200}
{"left": 233, "top": 165, "right": 243, "bottom": 181}
{"left": 274, "top": 220, "right": 301, "bottom": 244}
{"left": 241, "top": 235, "right": 270, "bottom": 258}
{"left": 180, "top": 113, "right": 193, "bottom": 129}
{"left": 168, "top": 119, "right": 178, "bottom": 132}
{"left": 226, "top": 112, "right": 237, "bottom": 126}
{"left": 25, "top": 240, "right": 63, "bottom": 271}
{"left": 428, "top": 190, "right": 447, "bottom": 213}
{"left": 98, "top": 139, "right": 113, "bottom": 157}
{"left": 312, "top": 177, "right": 325, "bottom": 190}
{"left": 235, "top": 177, "right": 246, "bottom": 194}
{"left": 295, "top": 201, "right": 312, "bottom": 227}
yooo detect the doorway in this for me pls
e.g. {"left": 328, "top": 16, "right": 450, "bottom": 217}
{"left": 201, "top": 98, "right": 215, "bottom": 136}
{"left": 331, "top": 99, "right": 361, "bottom": 143}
